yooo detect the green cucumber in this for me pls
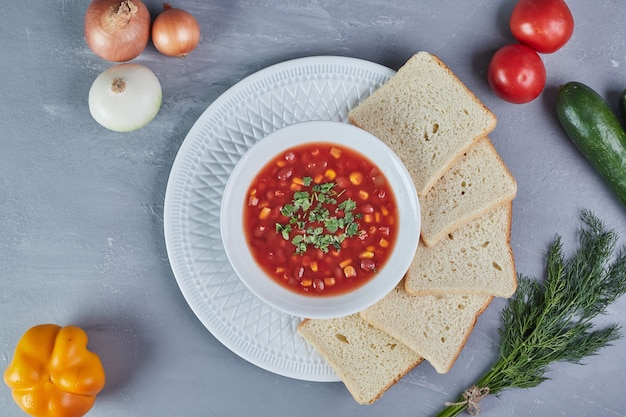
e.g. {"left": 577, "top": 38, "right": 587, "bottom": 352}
{"left": 619, "top": 89, "right": 626, "bottom": 123}
{"left": 556, "top": 81, "right": 626, "bottom": 209}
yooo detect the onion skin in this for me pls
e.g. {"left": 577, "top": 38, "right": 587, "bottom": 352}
{"left": 152, "top": 4, "right": 201, "bottom": 58}
{"left": 85, "top": 0, "right": 151, "bottom": 62}
{"left": 88, "top": 63, "right": 162, "bottom": 132}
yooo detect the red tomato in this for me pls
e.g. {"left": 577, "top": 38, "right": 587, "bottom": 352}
{"left": 488, "top": 44, "right": 546, "bottom": 104}
{"left": 510, "top": 0, "right": 574, "bottom": 53}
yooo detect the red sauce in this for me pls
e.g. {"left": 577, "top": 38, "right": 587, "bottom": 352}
{"left": 244, "top": 142, "right": 398, "bottom": 296}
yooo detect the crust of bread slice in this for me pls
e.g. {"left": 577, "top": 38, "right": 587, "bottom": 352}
{"left": 420, "top": 137, "right": 517, "bottom": 247}
{"left": 405, "top": 203, "right": 517, "bottom": 298}
{"left": 297, "top": 314, "right": 424, "bottom": 404}
{"left": 348, "top": 51, "right": 496, "bottom": 197}
{"left": 360, "top": 282, "right": 492, "bottom": 374}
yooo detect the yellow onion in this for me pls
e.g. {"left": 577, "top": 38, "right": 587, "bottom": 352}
{"left": 84, "top": 0, "right": 151, "bottom": 62}
{"left": 152, "top": 4, "right": 201, "bottom": 57}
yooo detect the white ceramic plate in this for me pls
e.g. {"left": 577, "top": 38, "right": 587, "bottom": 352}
{"left": 164, "top": 56, "right": 395, "bottom": 381}
{"left": 220, "top": 121, "right": 420, "bottom": 319}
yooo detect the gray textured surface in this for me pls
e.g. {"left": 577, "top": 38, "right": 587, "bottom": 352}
{"left": 2, "top": 1, "right": 626, "bottom": 416}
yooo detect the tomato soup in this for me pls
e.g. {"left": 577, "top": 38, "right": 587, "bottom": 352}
{"left": 244, "top": 142, "right": 398, "bottom": 296}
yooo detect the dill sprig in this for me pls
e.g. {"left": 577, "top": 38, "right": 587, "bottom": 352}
{"left": 435, "top": 210, "right": 626, "bottom": 417}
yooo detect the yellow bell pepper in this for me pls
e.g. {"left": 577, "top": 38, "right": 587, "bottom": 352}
{"left": 4, "top": 324, "right": 106, "bottom": 417}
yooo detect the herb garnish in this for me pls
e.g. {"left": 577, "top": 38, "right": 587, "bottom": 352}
{"left": 276, "top": 176, "right": 363, "bottom": 255}
{"left": 435, "top": 210, "right": 626, "bottom": 416}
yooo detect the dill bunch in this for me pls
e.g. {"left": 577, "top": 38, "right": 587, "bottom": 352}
{"left": 435, "top": 210, "right": 626, "bottom": 417}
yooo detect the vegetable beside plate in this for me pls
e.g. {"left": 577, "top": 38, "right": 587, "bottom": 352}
{"left": 4, "top": 324, "right": 106, "bottom": 417}
{"left": 89, "top": 63, "right": 162, "bottom": 132}
{"left": 151, "top": 3, "right": 201, "bottom": 58}
{"left": 509, "top": 0, "right": 574, "bottom": 54}
{"left": 619, "top": 85, "right": 626, "bottom": 123}
{"left": 487, "top": 44, "right": 546, "bottom": 104}
{"left": 556, "top": 81, "right": 626, "bottom": 209}
{"left": 84, "top": 0, "right": 151, "bottom": 62}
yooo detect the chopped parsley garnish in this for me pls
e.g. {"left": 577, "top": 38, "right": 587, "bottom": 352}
{"left": 276, "top": 176, "right": 363, "bottom": 255}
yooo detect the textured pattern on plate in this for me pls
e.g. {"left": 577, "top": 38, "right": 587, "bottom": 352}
{"left": 164, "top": 56, "right": 395, "bottom": 382}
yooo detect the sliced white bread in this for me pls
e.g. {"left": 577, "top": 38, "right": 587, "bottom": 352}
{"left": 420, "top": 137, "right": 517, "bottom": 247}
{"left": 360, "top": 283, "right": 492, "bottom": 374}
{"left": 297, "top": 314, "right": 423, "bottom": 404}
{"left": 348, "top": 51, "right": 497, "bottom": 197}
{"left": 405, "top": 203, "right": 517, "bottom": 298}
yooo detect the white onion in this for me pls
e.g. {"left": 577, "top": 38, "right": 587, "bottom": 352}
{"left": 88, "top": 63, "right": 162, "bottom": 132}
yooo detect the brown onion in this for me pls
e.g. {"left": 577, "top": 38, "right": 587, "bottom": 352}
{"left": 84, "top": 0, "right": 151, "bottom": 62}
{"left": 152, "top": 4, "right": 201, "bottom": 58}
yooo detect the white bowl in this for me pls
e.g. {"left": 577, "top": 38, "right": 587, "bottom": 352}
{"left": 220, "top": 121, "right": 420, "bottom": 319}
